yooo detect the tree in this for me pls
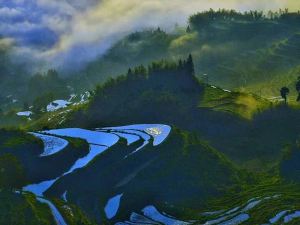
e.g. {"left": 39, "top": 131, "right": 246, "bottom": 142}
{"left": 186, "top": 25, "right": 191, "bottom": 33}
{"left": 127, "top": 68, "right": 132, "bottom": 76}
{"left": 280, "top": 87, "right": 290, "bottom": 104}
{"left": 186, "top": 54, "right": 195, "bottom": 76}
{"left": 296, "top": 76, "right": 300, "bottom": 102}
{"left": 0, "top": 154, "right": 25, "bottom": 191}
{"left": 32, "top": 92, "right": 55, "bottom": 113}
{"left": 23, "top": 102, "right": 29, "bottom": 111}
{"left": 178, "top": 59, "right": 183, "bottom": 69}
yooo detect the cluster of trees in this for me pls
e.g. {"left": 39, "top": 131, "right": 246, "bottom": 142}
{"left": 127, "top": 54, "right": 195, "bottom": 77}
{"left": 127, "top": 27, "right": 167, "bottom": 42}
{"left": 189, "top": 8, "right": 300, "bottom": 30}
{"left": 280, "top": 76, "right": 300, "bottom": 104}
{"left": 26, "top": 69, "right": 70, "bottom": 113}
{"left": 27, "top": 69, "right": 68, "bottom": 100}
{"left": 97, "top": 54, "right": 197, "bottom": 96}
{"left": 71, "top": 55, "right": 198, "bottom": 127}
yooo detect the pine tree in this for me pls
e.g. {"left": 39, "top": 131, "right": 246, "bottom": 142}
{"left": 186, "top": 25, "right": 191, "bottom": 33}
{"left": 178, "top": 59, "right": 183, "bottom": 69}
{"left": 186, "top": 54, "right": 195, "bottom": 76}
{"left": 127, "top": 68, "right": 133, "bottom": 76}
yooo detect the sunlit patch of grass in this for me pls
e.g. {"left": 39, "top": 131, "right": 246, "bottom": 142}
{"left": 169, "top": 32, "right": 198, "bottom": 50}
{"left": 199, "top": 85, "right": 271, "bottom": 119}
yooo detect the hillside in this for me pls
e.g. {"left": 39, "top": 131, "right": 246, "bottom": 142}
{"left": 1, "top": 56, "right": 300, "bottom": 224}
{"left": 199, "top": 85, "right": 271, "bottom": 119}
{"left": 0, "top": 123, "right": 248, "bottom": 224}
{"left": 74, "top": 10, "right": 300, "bottom": 98}
{"left": 63, "top": 57, "right": 300, "bottom": 172}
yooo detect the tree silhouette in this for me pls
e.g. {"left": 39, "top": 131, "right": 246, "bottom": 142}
{"left": 127, "top": 68, "right": 133, "bottom": 76}
{"left": 280, "top": 87, "right": 290, "bottom": 104}
{"left": 186, "top": 54, "right": 195, "bottom": 76}
{"left": 23, "top": 102, "right": 29, "bottom": 111}
{"left": 296, "top": 76, "right": 300, "bottom": 102}
{"left": 186, "top": 25, "right": 191, "bottom": 33}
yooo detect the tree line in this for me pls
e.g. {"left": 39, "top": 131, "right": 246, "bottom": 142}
{"left": 189, "top": 8, "right": 300, "bottom": 30}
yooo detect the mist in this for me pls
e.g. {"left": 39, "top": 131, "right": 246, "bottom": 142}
{"left": 1, "top": 0, "right": 299, "bottom": 73}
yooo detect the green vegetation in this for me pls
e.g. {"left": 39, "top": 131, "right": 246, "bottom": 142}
{"left": 280, "top": 143, "right": 300, "bottom": 183}
{"left": 70, "top": 9, "right": 300, "bottom": 100}
{"left": 281, "top": 86, "right": 290, "bottom": 104}
{"left": 0, "top": 129, "right": 93, "bottom": 224}
{"left": 51, "top": 198, "right": 97, "bottom": 225}
{"left": 197, "top": 182, "right": 300, "bottom": 225}
{"left": 200, "top": 85, "right": 271, "bottom": 119}
{"left": 0, "top": 192, "right": 55, "bottom": 225}
{"left": 64, "top": 56, "right": 299, "bottom": 173}
{"left": 0, "top": 129, "right": 89, "bottom": 184}
{"left": 0, "top": 153, "right": 25, "bottom": 190}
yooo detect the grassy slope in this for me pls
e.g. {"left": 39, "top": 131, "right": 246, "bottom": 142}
{"left": 199, "top": 85, "right": 271, "bottom": 119}
{"left": 26, "top": 104, "right": 85, "bottom": 131}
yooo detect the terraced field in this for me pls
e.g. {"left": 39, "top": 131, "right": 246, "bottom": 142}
{"left": 19, "top": 124, "right": 171, "bottom": 225}
{"left": 4, "top": 123, "right": 296, "bottom": 225}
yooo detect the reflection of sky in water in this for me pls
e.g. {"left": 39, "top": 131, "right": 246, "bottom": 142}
{"left": 104, "top": 193, "right": 123, "bottom": 219}
{"left": 22, "top": 125, "right": 172, "bottom": 224}
{"left": 29, "top": 132, "right": 68, "bottom": 157}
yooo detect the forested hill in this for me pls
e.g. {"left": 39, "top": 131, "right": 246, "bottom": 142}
{"left": 57, "top": 55, "right": 298, "bottom": 172}
{"left": 1, "top": 9, "right": 300, "bottom": 115}
{"left": 75, "top": 9, "right": 300, "bottom": 97}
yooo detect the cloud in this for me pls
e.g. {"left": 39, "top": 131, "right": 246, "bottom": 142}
{"left": 0, "top": 0, "right": 299, "bottom": 72}
{"left": 0, "top": 7, "right": 23, "bottom": 18}
{"left": 44, "top": 0, "right": 296, "bottom": 69}
{"left": 0, "top": 37, "right": 14, "bottom": 49}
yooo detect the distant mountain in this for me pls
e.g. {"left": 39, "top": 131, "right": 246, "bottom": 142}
{"left": 75, "top": 10, "right": 300, "bottom": 98}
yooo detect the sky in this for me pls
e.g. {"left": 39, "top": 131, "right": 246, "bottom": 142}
{"left": 0, "top": 0, "right": 299, "bottom": 72}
